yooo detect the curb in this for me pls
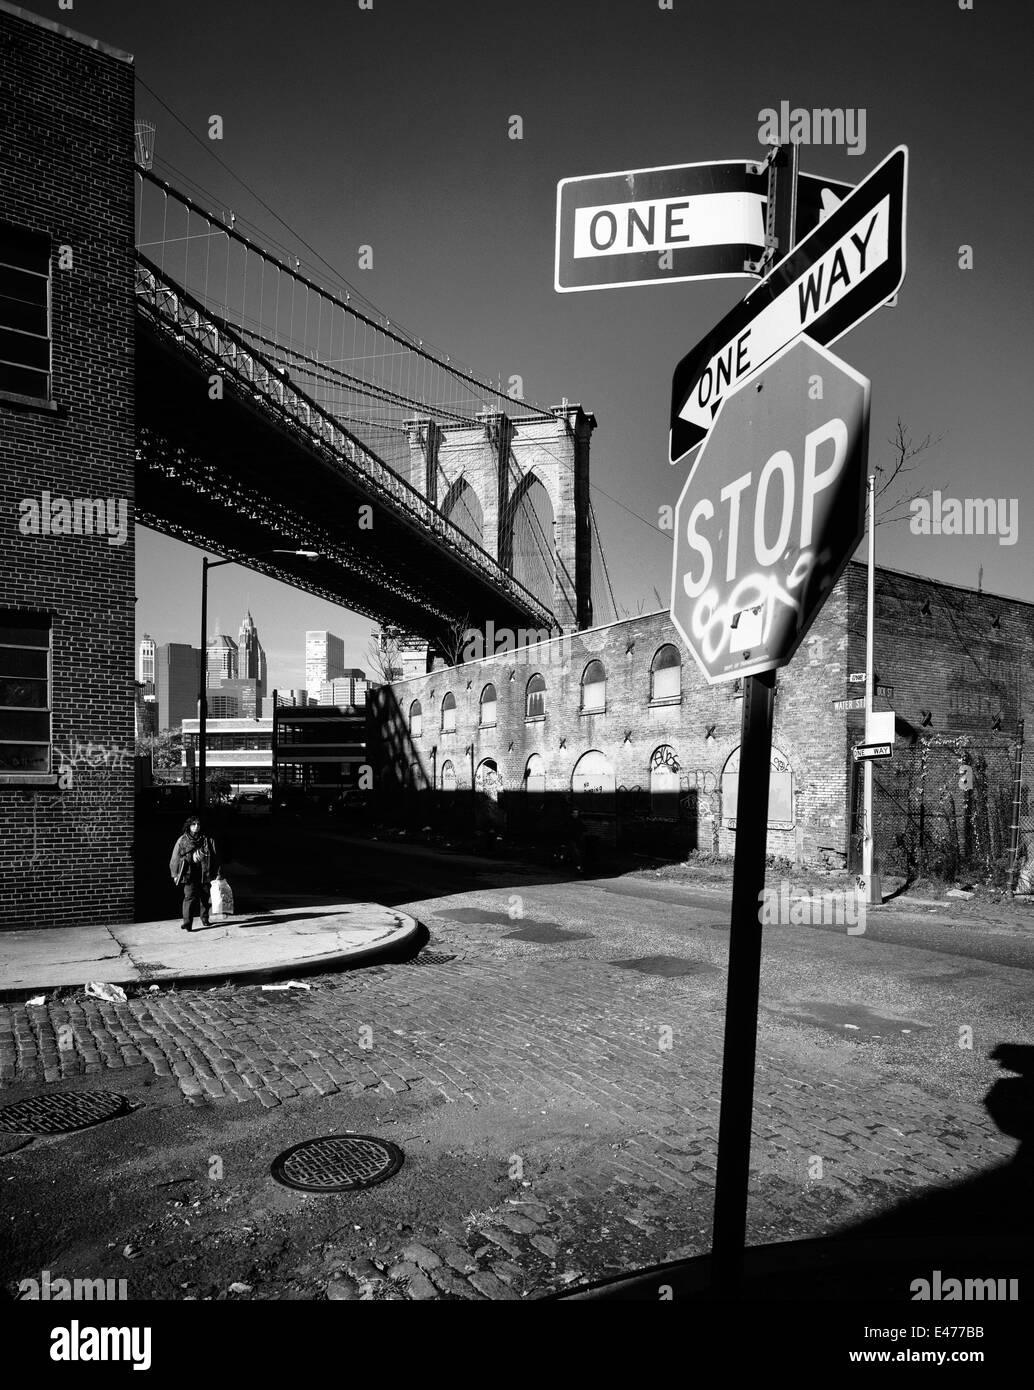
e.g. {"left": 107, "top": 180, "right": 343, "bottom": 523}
{"left": 0, "top": 910, "right": 423, "bottom": 1005}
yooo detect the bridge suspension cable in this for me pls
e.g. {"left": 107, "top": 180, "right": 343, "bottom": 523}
{"left": 134, "top": 166, "right": 554, "bottom": 490}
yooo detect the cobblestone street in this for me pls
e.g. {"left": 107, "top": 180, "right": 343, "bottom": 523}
{"left": 2, "top": 856, "right": 1029, "bottom": 1302}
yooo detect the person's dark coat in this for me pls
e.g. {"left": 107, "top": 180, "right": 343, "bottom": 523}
{"left": 169, "top": 819, "right": 220, "bottom": 887}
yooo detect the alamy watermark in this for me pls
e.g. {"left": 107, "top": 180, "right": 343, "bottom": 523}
{"left": 758, "top": 881, "right": 865, "bottom": 934}
{"left": 461, "top": 620, "right": 567, "bottom": 666}
{"left": 909, "top": 491, "right": 1018, "bottom": 546}
{"left": 910, "top": 1270, "right": 1018, "bottom": 1301}
{"left": 757, "top": 102, "right": 866, "bottom": 156}
{"left": 18, "top": 491, "right": 129, "bottom": 546}
{"left": 17, "top": 1268, "right": 128, "bottom": 1300}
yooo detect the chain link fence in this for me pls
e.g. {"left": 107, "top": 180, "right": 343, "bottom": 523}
{"left": 851, "top": 731, "right": 1030, "bottom": 888}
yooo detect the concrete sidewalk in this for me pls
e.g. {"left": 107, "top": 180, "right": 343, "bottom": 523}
{"left": 0, "top": 902, "right": 420, "bottom": 1000}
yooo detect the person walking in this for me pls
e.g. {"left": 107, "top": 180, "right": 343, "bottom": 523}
{"left": 169, "top": 813, "right": 220, "bottom": 932}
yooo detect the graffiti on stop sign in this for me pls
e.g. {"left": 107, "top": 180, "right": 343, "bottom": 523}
{"left": 670, "top": 336, "right": 870, "bottom": 684}
{"left": 679, "top": 417, "right": 848, "bottom": 664}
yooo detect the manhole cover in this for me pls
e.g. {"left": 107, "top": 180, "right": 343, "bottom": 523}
{"left": 611, "top": 956, "right": 715, "bottom": 978}
{"left": 411, "top": 950, "right": 455, "bottom": 966}
{"left": 0, "top": 1091, "right": 131, "bottom": 1135}
{"left": 504, "top": 924, "right": 594, "bottom": 943}
{"left": 270, "top": 1134, "right": 404, "bottom": 1192}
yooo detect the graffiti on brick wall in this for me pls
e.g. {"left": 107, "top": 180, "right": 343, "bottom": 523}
{"left": 55, "top": 736, "right": 131, "bottom": 778}
{"left": 13, "top": 746, "right": 127, "bottom": 873}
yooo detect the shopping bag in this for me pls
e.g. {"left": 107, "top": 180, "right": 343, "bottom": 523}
{"left": 210, "top": 876, "right": 234, "bottom": 916}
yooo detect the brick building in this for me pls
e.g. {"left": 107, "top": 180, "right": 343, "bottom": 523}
{"left": 0, "top": 4, "right": 135, "bottom": 929}
{"left": 371, "top": 562, "right": 1033, "bottom": 877}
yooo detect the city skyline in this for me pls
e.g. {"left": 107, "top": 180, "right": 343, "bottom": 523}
{"left": 138, "top": 595, "right": 367, "bottom": 704}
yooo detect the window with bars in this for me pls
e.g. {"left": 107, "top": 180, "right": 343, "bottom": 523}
{"left": 0, "top": 223, "right": 52, "bottom": 401}
{"left": 0, "top": 612, "right": 52, "bottom": 773}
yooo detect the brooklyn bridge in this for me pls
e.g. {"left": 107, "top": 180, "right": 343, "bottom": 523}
{"left": 134, "top": 168, "right": 613, "bottom": 651}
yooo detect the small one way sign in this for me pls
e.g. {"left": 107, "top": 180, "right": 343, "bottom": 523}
{"left": 669, "top": 145, "right": 907, "bottom": 462}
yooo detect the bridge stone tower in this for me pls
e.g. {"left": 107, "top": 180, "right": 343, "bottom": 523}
{"left": 406, "top": 403, "right": 595, "bottom": 632}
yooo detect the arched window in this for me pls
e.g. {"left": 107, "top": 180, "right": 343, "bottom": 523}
{"left": 409, "top": 699, "right": 423, "bottom": 739}
{"left": 525, "top": 753, "right": 545, "bottom": 796}
{"left": 581, "top": 660, "right": 606, "bottom": 713}
{"left": 526, "top": 673, "right": 546, "bottom": 720}
{"left": 650, "top": 745, "right": 680, "bottom": 819}
{"left": 440, "top": 759, "right": 456, "bottom": 791}
{"left": 571, "top": 749, "right": 615, "bottom": 797}
{"left": 479, "top": 683, "right": 497, "bottom": 728}
{"left": 721, "top": 745, "right": 795, "bottom": 829}
{"left": 441, "top": 691, "right": 456, "bottom": 733}
{"left": 650, "top": 644, "right": 682, "bottom": 702}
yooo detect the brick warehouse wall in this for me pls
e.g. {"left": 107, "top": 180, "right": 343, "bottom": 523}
{"left": 844, "top": 561, "right": 1033, "bottom": 876}
{"left": 0, "top": 6, "right": 135, "bottom": 928}
{"left": 845, "top": 560, "right": 1034, "bottom": 739}
{"left": 371, "top": 587, "right": 851, "bottom": 866}
{"left": 372, "top": 563, "right": 1034, "bottom": 871}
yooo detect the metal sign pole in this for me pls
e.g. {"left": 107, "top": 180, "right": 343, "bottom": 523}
{"left": 198, "top": 557, "right": 209, "bottom": 811}
{"left": 862, "top": 475, "right": 881, "bottom": 903}
{"left": 710, "top": 667, "right": 776, "bottom": 1294}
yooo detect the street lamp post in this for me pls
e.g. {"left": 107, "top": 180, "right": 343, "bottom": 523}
{"left": 196, "top": 550, "right": 319, "bottom": 811}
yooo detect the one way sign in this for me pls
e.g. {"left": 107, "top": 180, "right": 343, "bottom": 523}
{"left": 669, "top": 145, "right": 907, "bottom": 463}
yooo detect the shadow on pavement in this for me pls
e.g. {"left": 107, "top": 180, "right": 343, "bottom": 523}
{"left": 554, "top": 1044, "right": 1034, "bottom": 1300}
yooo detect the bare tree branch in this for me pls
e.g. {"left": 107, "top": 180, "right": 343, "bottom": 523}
{"left": 873, "top": 417, "right": 947, "bottom": 528}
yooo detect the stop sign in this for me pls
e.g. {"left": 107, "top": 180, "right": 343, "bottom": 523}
{"left": 670, "top": 335, "right": 870, "bottom": 684}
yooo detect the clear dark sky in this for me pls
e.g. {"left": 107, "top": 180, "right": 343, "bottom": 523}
{"left": 33, "top": 0, "right": 1030, "bottom": 688}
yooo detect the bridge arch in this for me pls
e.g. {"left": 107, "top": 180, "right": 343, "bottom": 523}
{"left": 502, "top": 469, "right": 556, "bottom": 612}
{"left": 440, "top": 476, "right": 485, "bottom": 549}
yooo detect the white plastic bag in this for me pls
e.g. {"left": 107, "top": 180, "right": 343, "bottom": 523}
{"left": 209, "top": 876, "right": 234, "bottom": 917}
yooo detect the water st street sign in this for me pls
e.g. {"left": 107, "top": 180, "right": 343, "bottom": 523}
{"left": 554, "top": 160, "right": 770, "bottom": 293}
{"left": 669, "top": 145, "right": 907, "bottom": 462}
{"left": 670, "top": 335, "right": 870, "bottom": 684}
{"left": 832, "top": 697, "right": 866, "bottom": 712}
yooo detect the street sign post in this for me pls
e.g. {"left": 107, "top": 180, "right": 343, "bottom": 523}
{"left": 667, "top": 334, "right": 871, "bottom": 1295}
{"left": 554, "top": 159, "right": 771, "bottom": 292}
{"left": 670, "top": 335, "right": 871, "bottom": 683}
{"left": 865, "top": 709, "right": 896, "bottom": 745}
{"left": 669, "top": 144, "right": 906, "bottom": 461}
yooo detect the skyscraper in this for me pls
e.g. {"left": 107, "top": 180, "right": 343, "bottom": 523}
{"left": 318, "top": 671, "right": 368, "bottom": 707}
{"left": 155, "top": 643, "right": 202, "bottom": 731}
{"left": 138, "top": 633, "right": 156, "bottom": 688}
{"left": 237, "top": 609, "right": 267, "bottom": 700}
{"left": 207, "top": 621, "right": 238, "bottom": 682}
{"left": 305, "top": 630, "right": 345, "bottom": 699}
